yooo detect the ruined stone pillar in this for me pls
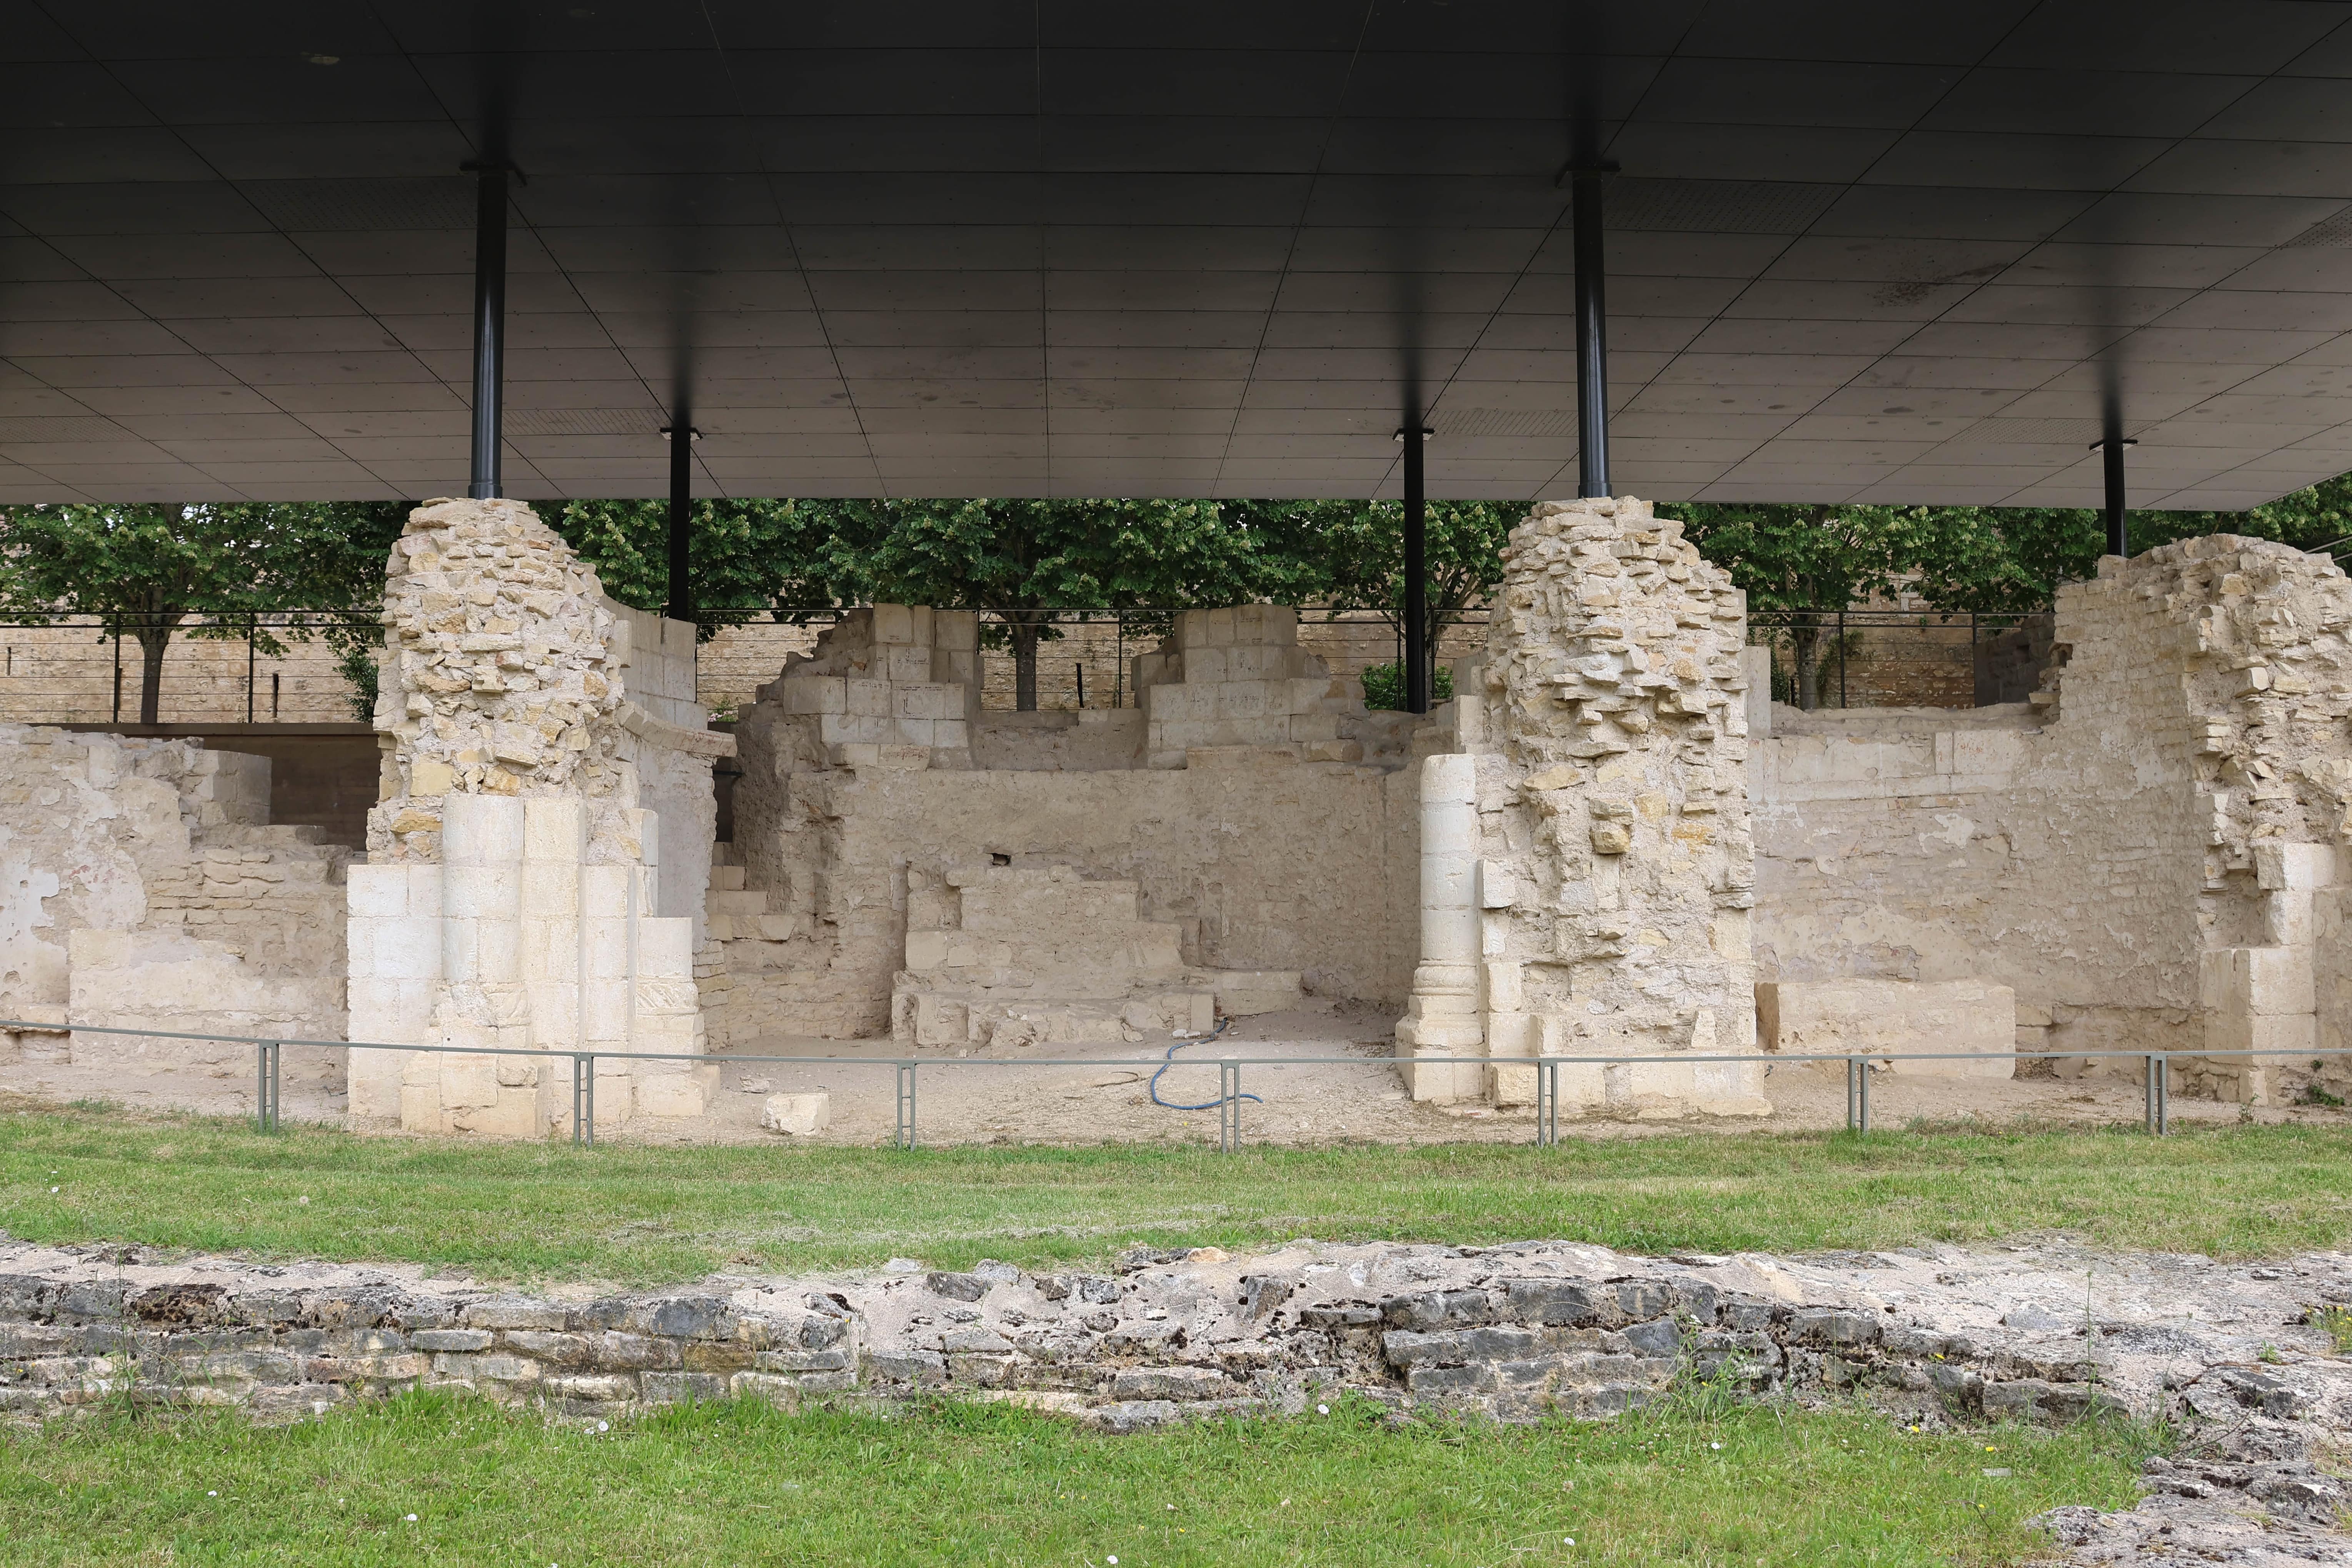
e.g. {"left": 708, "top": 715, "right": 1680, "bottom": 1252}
{"left": 1461, "top": 495, "right": 1770, "bottom": 1119}
{"left": 1398, "top": 752, "right": 1485, "bottom": 1100}
{"left": 344, "top": 497, "right": 721, "bottom": 1138}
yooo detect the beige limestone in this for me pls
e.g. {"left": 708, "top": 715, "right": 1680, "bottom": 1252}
{"left": 1754, "top": 536, "right": 2352, "bottom": 1105}
{"left": 0, "top": 726, "right": 349, "bottom": 1082}
{"left": 1433, "top": 496, "right": 1768, "bottom": 1119}
{"left": 1755, "top": 978, "right": 2017, "bottom": 1079}
{"left": 348, "top": 499, "right": 727, "bottom": 1138}
{"left": 888, "top": 862, "right": 1306, "bottom": 1050}
{"left": 759, "top": 1090, "right": 829, "bottom": 1135}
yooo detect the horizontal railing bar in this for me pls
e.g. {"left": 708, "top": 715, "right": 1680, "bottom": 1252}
{"left": 0, "top": 1018, "right": 2330, "bottom": 1071}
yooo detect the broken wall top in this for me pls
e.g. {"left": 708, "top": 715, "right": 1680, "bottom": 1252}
{"left": 369, "top": 499, "right": 640, "bottom": 862}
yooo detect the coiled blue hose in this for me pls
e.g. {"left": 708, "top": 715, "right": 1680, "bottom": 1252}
{"left": 1147, "top": 1017, "right": 1262, "bottom": 1111}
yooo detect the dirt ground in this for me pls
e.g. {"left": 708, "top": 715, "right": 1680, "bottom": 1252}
{"left": 6, "top": 1003, "right": 2347, "bottom": 1146}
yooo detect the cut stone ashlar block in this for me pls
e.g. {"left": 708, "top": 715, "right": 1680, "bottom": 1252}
{"left": 1755, "top": 978, "right": 2017, "bottom": 1079}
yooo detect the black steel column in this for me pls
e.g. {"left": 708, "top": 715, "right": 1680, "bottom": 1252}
{"left": 2094, "top": 435, "right": 2135, "bottom": 558}
{"left": 1572, "top": 168, "right": 1610, "bottom": 499}
{"left": 665, "top": 422, "right": 695, "bottom": 624}
{"left": 468, "top": 166, "right": 508, "bottom": 500}
{"left": 1401, "top": 422, "right": 1429, "bottom": 714}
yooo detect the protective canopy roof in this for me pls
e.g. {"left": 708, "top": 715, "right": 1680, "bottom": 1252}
{"left": 6, "top": 0, "right": 2352, "bottom": 508}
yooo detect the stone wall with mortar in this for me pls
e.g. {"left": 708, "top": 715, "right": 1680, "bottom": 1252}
{"left": 1754, "top": 536, "right": 2352, "bottom": 1104}
{"left": 346, "top": 499, "right": 730, "bottom": 1138}
{"left": 715, "top": 605, "right": 1432, "bottom": 1043}
{"left": 3, "top": 1238, "right": 2344, "bottom": 1477}
{"left": 1415, "top": 497, "right": 1765, "bottom": 1115}
{"left": 0, "top": 726, "right": 350, "bottom": 1081}
{"left": 712, "top": 752, "right": 1420, "bottom": 1043}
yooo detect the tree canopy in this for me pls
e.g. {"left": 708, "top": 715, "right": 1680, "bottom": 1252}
{"left": 0, "top": 501, "right": 404, "bottom": 723}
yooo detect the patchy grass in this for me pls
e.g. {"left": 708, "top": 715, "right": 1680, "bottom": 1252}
{"left": 0, "top": 1389, "right": 2154, "bottom": 1567}
{"left": 2, "top": 1103, "right": 2349, "bottom": 1285}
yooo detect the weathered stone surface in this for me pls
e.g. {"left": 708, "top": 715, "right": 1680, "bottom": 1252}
{"left": 1419, "top": 496, "right": 1769, "bottom": 1117}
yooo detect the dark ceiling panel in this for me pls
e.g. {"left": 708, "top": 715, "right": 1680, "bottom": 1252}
{"left": 1, "top": 1, "right": 2350, "bottom": 505}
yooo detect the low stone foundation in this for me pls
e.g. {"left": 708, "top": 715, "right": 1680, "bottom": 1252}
{"left": 3, "top": 1237, "right": 2346, "bottom": 1448}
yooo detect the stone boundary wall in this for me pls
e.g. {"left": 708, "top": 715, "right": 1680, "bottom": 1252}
{"left": 0, "top": 1240, "right": 2339, "bottom": 1447}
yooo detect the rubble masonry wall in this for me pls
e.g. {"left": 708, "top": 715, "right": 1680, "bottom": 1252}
{"left": 1755, "top": 537, "right": 2352, "bottom": 1102}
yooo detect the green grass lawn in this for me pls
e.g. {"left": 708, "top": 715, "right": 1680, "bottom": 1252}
{"left": 4, "top": 1100, "right": 2350, "bottom": 1285}
{"left": 0, "top": 1389, "right": 2153, "bottom": 1567}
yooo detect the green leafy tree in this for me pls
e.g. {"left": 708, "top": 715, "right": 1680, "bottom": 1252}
{"left": 0, "top": 502, "right": 404, "bottom": 724}
{"left": 1229, "top": 499, "right": 1518, "bottom": 699}
{"left": 1665, "top": 503, "right": 1928, "bottom": 709}
{"left": 547, "top": 498, "right": 879, "bottom": 632}
{"left": 852, "top": 499, "right": 1279, "bottom": 709}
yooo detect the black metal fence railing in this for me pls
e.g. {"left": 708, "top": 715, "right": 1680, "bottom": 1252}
{"left": 0, "top": 603, "right": 2065, "bottom": 727}
{"left": 1748, "top": 609, "right": 2057, "bottom": 711}
{"left": 10, "top": 1016, "right": 2280, "bottom": 1150}
{"left": 689, "top": 605, "right": 1494, "bottom": 716}
{"left": 0, "top": 610, "right": 379, "bottom": 727}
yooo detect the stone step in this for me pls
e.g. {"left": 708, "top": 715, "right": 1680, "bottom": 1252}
{"left": 707, "top": 889, "right": 768, "bottom": 917}
{"left": 711, "top": 840, "right": 744, "bottom": 867}
{"left": 710, "top": 864, "right": 746, "bottom": 891}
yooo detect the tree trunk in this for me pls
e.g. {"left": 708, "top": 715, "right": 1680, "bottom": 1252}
{"left": 1791, "top": 622, "right": 1820, "bottom": 712}
{"left": 1011, "top": 620, "right": 1041, "bottom": 711}
{"left": 134, "top": 623, "right": 175, "bottom": 725}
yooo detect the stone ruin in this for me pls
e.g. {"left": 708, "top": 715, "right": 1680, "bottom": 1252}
{"left": 343, "top": 498, "right": 732, "bottom": 1138}
{"left": 1401, "top": 496, "right": 1768, "bottom": 1113}
{"left": 7, "top": 494, "right": 2352, "bottom": 1135}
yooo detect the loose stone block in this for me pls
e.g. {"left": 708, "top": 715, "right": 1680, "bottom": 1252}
{"left": 1756, "top": 978, "right": 2017, "bottom": 1079}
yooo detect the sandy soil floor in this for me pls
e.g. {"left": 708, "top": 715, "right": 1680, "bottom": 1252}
{"left": 7, "top": 1004, "right": 2348, "bottom": 1146}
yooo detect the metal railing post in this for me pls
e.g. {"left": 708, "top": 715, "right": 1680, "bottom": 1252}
{"left": 896, "top": 1062, "right": 917, "bottom": 1151}
{"left": 1219, "top": 1059, "right": 1240, "bottom": 1153}
{"left": 583, "top": 1052, "right": 596, "bottom": 1147}
{"left": 1535, "top": 1060, "right": 1555, "bottom": 1148}
{"left": 1859, "top": 1056, "right": 1871, "bottom": 1132}
{"left": 1845, "top": 1056, "right": 1858, "bottom": 1131}
{"left": 253, "top": 1040, "right": 280, "bottom": 1133}
{"left": 2145, "top": 1054, "right": 2167, "bottom": 1136}
{"left": 571, "top": 1053, "right": 588, "bottom": 1147}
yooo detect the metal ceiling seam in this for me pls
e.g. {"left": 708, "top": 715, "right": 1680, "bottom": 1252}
{"left": 701, "top": 2, "right": 885, "bottom": 501}
{"left": 1868, "top": 6, "right": 2352, "bottom": 510}
{"left": 1208, "top": 0, "right": 1380, "bottom": 501}
{"left": 1645, "top": 1, "right": 2058, "bottom": 508}
{"left": 17, "top": 0, "right": 437, "bottom": 506}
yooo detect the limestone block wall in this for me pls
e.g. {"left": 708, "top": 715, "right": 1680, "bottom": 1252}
{"left": 1755, "top": 536, "right": 2352, "bottom": 1104}
{"left": 1133, "top": 606, "right": 1364, "bottom": 767}
{"left": 1412, "top": 497, "right": 1766, "bottom": 1116}
{"left": 753, "top": 606, "right": 978, "bottom": 780}
{"left": 714, "top": 749, "right": 1419, "bottom": 1043}
{"left": 347, "top": 499, "right": 722, "bottom": 1137}
{"left": 0, "top": 726, "right": 350, "bottom": 1079}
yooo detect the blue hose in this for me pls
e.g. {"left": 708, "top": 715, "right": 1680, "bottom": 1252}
{"left": 1148, "top": 1018, "right": 1262, "bottom": 1111}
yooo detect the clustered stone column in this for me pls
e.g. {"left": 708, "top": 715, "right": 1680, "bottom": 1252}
{"left": 1402, "top": 496, "right": 1768, "bottom": 1116}
{"left": 345, "top": 499, "right": 711, "bottom": 1137}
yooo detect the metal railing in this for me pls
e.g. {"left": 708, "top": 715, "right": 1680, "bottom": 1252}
{"left": 1749, "top": 608, "right": 2055, "bottom": 711}
{"left": 692, "top": 604, "right": 1493, "bottom": 715}
{"left": 8, "top": 1018, "right": 2304, "bottom": 1150}
{"left": 0, "top": 609, "right": 378, "bottom": 726}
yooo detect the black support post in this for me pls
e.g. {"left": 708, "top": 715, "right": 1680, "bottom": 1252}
{"left": 665, "top": 422, "right": 695, "bottom": 624}
{"left": 468, "top": 166, "right": 509, "bottom": 500}
{"left": 1401, "top": 422, "right": 1429, "bottom": 714}
{"left": 1573, "top": 167, "right": 1610, "bottom": 499}
{"left": 2094, "top": 435, "right": 2135, "bottom": 559}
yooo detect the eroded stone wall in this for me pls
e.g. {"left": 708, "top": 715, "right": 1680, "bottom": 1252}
{"left": 347, "top": 499, "right": 727, "bottom": 1138}
{"left": 0, "top": 727, "right": 349, "bottom": 1078}
{"left": 1755, "top": 536, "right": 2352, "bottom": 1103}
{"left": 1422, "top": 496, "right": 1765, "bottom": 1115}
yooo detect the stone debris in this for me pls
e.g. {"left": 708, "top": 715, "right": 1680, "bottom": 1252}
{"left": 1, "top": 1234, "right": 2349, "bottom": 1558}
{"left": 758, "top": 1091, "right": 829, "bottom": 1136}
